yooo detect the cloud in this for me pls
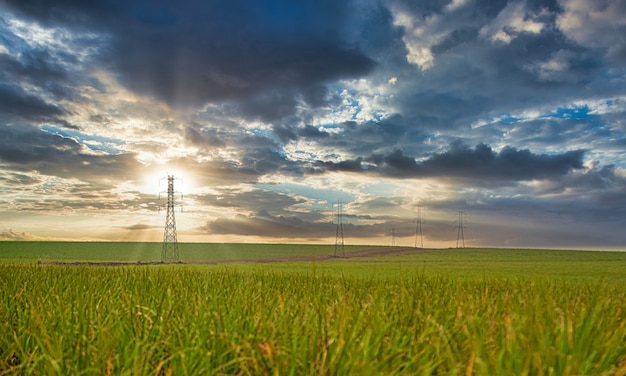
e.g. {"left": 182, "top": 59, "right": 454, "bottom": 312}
{"left": 201, "top": 208, "right": 413, "bottom": 239}
{"left": 0, "top": 124, "right": 142, "bottom": 182}
{"left": 533, "top": 162, "right": 626, "bottom": 214}
{"left": 202, "top": 210, "right": 334, "bottom": 239}
{"left": 387, "top": 0, "right": 461, "bottom": 70}
{"left": 319, "top": 141, "right": 585, "bottom": 181}
{"left": 0, "top": 171, "right": 40, "bottom": 186}
{"left": 557, "top": 0, "right": 626, "bottom": 63}
{"left": 0, "top": 82, "right": 64, "bottom": 118}
{"left": 479, "top": 1, "right": 546, "bottom": 44}
{"left": 196, "top": 187, "right": 305, "bottom": 213}
{"left": 183, "top": 124, "right": 225, "bottom": 149}
{"left": 0, "top": 0, "right": 625, "bottom": 248}
{"left": 388, "top": 0, "right": 550, "bottom": 70}
{"left": 0, "top": 228, "right": 41, "bottom": 240}
{"left": 3, "top": 0, "right": 375, "bottom": 120}
{"left": 122, "top": 224, "right": 156, "bottom": 231}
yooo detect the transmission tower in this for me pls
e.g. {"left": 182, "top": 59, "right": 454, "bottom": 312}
{"left": 391, "top": 228, "right": 396, "bottom": 246}
{"left": 334, "top": 200, "right": 345, "bottom": 257}
{"left": 455, "top": 211, "right": 466, "bottom": 248}
{"left": 414, "top": 206, "right": 424, "bottom": 248}
{"left": 160, "top": 175, "right": 182, "bottom": 263}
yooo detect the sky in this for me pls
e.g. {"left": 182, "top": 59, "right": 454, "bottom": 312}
{"left": 0, "top": 0, "right": 625, "bottom": 249}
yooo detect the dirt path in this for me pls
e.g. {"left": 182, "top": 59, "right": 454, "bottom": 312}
{"left": 43, "top": 247, "right": 433, "bottom": 266}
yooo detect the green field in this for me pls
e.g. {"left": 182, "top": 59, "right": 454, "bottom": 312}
{"left": 0, "top": 241, "right": 372, "bottom": 263}
{"left": 1, "top": 242, "right": 625, "bottom": 375}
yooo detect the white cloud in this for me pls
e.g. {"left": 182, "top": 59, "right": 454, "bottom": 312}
{"left": 6, "top": 15, "right": 102, "bottom": 66}
{"left": 479, "top": 1, "right": 545, "bottom": 44}
{"left": 0, "top": 228, "right": 41, "bottom": 240}
{"left": 389, "top": 6, "right": 437, "bottom": 69}
{"left": 387, "top": 2, "right": 463, "bottom": 70}
{"left": 445, "top": 0, "right": 469, "bottom": 12}
{"left": 557, "top": 0, "right": 626, "bottom": 61}
{"left": 525, "top": 49, "right": 574, "bottom": 81}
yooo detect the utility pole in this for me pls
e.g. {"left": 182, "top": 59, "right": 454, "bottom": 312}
{"left": 455, "top": 211, "right": 466, "bottom": 248}
{"left": 334, "top": 200, "right": 345, "bottom": 257}
{"left": 160, "top": 175, "right": 182, "bottom": 263}
{"left": 414, "top": 206, "right": 424, "bottom": 248}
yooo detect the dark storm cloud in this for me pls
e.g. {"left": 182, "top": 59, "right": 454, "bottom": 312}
{"left": 210, "top": 131, "right": 307, "bottom": 176}
{"left": 202, "top": 209, "right": 406, "bottom": 239}
{"left": 533, "top": 163, "right": 626, "bottom": 220}
{"left": 414, "top": 142, "right": 584, "bottom": 180}
{"left": 0, "top": 14, "right": 97, "bottom": 114}
{"left": 296, "top": 116, "right": 417, "bottom": 159}
{"left": 0, "top": 48, "right": 69, "bottom": 86}
{"left": 203, "top": 210, "right": 333, "bottom": 239}
{"left": 319, "top": 141, "right": 584, "bottom": 181}
{"left": 196, "top": 187, "right": 305, "bottom": 214}
{"left": 0, "top": 82, "right": 64, "bottom": 118}
{"left": 0, "top": 124, "right": 141, "bottom": 182}
{"left": 197, "top": 187, "right": 409, "bottom": 239}
{"left": 4, "top": 0, "right": 375, "bottom": 118}
{"left": 272, "top": 124, "right": 330, "bottom": 144}
{"left": 374, "top": 0, "right": 618, "bottom": 137}
{"left": 183, "top": 124, "right": 225, "bottom": 149}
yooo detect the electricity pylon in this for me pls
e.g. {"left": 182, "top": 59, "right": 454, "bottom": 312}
{"left": 160, "top": 175, "right": 182, "bottom": 263}
{"left": 455, "top": 211, "right": 466, "bottom": 248}
{"left": 414, "top": 206, "right": 424, "bottom": 248}
{"left": 334, "top": 200, "right": 345, "bottom": 257}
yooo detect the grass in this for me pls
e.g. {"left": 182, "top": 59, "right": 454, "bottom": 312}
{"left": 222, "top": 247, "right": 626, "bottom": 284}
{"left": 0, "top": 243, "right": 625, "bottom": 375}
{"left": 0, "top": 241, "right": 373, "bottom": 263}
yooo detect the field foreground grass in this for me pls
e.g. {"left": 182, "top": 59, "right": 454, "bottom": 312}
{"left": 1, "top": 262, "right": 625, "bottom": 375}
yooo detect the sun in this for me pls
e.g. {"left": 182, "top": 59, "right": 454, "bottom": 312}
{"left": 136, "top": 165, "right": 196, "bottom": 196}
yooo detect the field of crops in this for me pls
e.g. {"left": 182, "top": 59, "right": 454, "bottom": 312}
{"left": 0, "top": 241, "right": 364, "bottom": 263}
{"left": 1, "top": 242, "right": 625, "bottom": 375}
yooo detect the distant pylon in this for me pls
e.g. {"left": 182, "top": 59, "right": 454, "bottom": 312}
{"left": 391, "top": 228, "right": 396, "bottom": 246}
{"left": 414, "top": 206, "right": 424, "bottom": 248}
{"left": 456, "top": 211, "right": 466, "bottom": 248}
{"left": 160, "top": 175, "right": 182, "bottom": 263}
{"left": 334, "top": 200, "right": 345, "bottom": 257}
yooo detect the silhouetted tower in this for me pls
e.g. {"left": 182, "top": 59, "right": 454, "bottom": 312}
{"left": 334, "top": 200, "right": 345, "bottom": 257}
{"left": 391, "top": 227, "right": 396, "bottom": 246}
{"left": 160, "top": 175, "right": 182, "bottom": 263}
{"left": 414, "top": 206, "right": 424, "bottom": 248}
{"left": 456, "top": 211, "right": 466, "bottom": 248}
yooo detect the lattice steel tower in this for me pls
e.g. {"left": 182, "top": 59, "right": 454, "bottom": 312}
{"left": 334, "top": 200, "right": 345, "bottom": 257}
{"left": 160, "top": 175, "right": 182, "bottom": 263}
{"left": 456, "top": 211, "right": 466, "bottom": 248}
{"left": 414, "top": 206, "right": 424, "bottom": 248}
